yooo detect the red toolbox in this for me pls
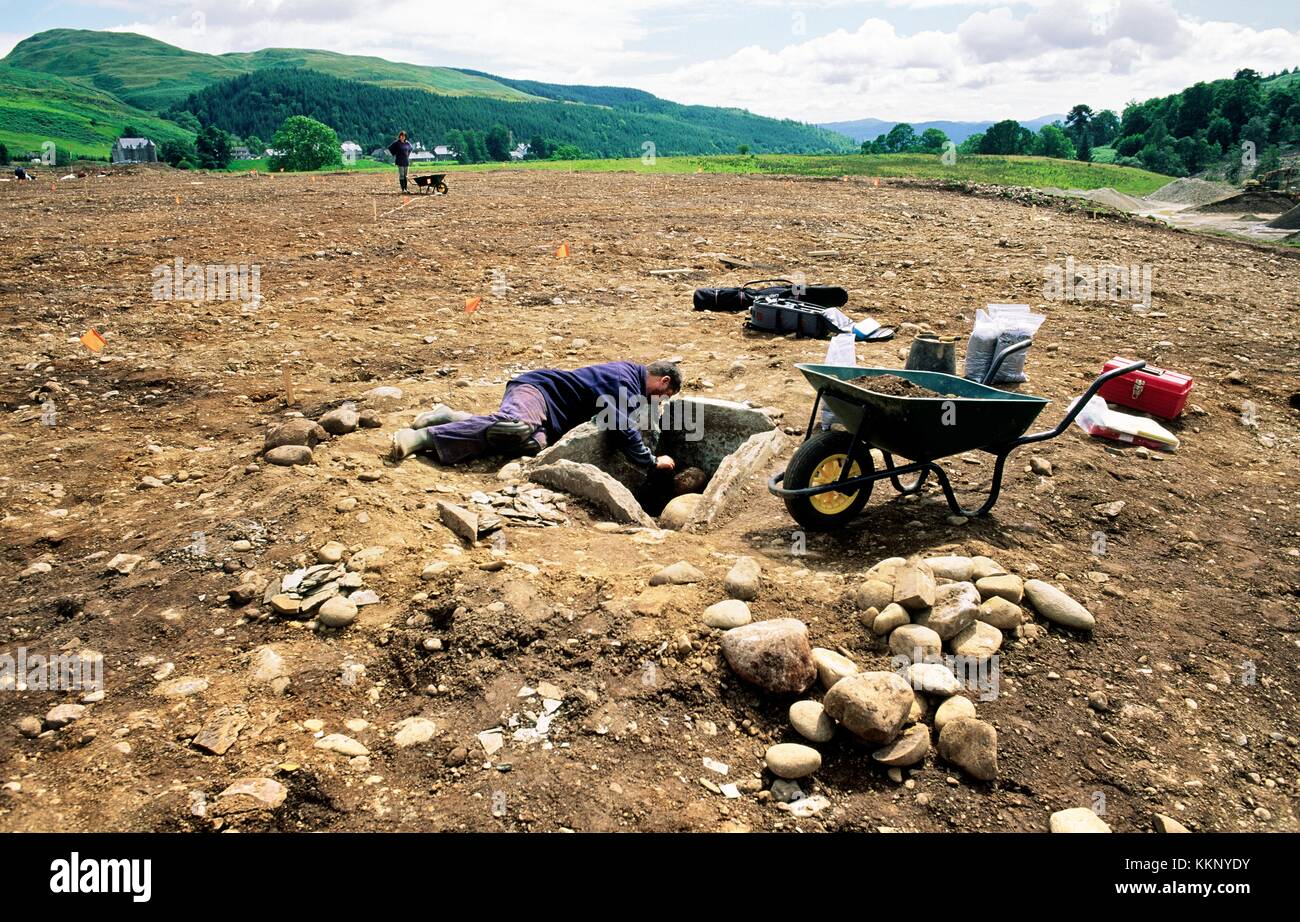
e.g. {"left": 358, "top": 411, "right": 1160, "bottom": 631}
{"left": 1097, "top": 358, "right": 1193, "bottom": 419}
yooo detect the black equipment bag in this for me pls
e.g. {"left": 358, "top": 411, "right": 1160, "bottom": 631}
{"left": 693, "top": 278, "right": 848, "bottom": 312}
{"left": 746, "top": 296, "right": 844, "bottom": 339}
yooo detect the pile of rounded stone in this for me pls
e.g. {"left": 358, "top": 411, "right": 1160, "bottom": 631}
{"left": 261, "top": 404, "right": 381, "bottom": 467}
{"left": 714, "top": 552, "right": 1097, "bottom": 799}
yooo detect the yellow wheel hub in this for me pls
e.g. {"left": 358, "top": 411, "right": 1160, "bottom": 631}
{"left": 809, "top": 453, "right": 862, "bottom": 514}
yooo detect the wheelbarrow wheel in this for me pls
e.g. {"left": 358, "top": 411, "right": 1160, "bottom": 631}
{"left": 782, "top": 429, "right": 873, "bottom": 531}
{"left": 436, "top": 181, "right": 449, "bottom": 194}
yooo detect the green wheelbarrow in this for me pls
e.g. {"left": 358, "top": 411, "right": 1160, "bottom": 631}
{"left": 768, "top": 340, "right": 1146, "bottom": 530}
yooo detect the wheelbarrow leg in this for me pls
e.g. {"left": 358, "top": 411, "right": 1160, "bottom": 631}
{"left": 802, "top": 388, "right": 824, "bottom": 442}
{"left": 882, "top": 451, "right": 929, "bottom": 495}
{"left": 930, "top": 451, "right": 1010, "bottom": 518}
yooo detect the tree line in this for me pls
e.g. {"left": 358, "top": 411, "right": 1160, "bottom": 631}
{"left": 168, "top": 67, "right": 850, "bottom": 160}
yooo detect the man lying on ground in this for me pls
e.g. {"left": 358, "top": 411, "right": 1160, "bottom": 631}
{"left": 389, "top": 359, "right": 682, "bottom": 470}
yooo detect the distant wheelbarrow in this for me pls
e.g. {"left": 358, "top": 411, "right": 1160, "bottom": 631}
{"left": 412, "top": 173, "right": 448, "bottom": 194}
{"left": 768, "top": 340, "right": 1146, "bottom": 530}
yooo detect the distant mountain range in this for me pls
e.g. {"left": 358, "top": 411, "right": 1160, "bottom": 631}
{"left": 819, "top": 114, "right": 1068, "bottom": 144}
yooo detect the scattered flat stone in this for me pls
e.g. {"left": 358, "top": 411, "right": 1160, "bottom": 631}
{"left": 265, "top": 445, "right": 313, "bottom": 466}
{"left": 934, "top": 695, "right": 977, "bottom": 731}
{"left": 270, "top": 594, "right": 301, "bottom": 617}
{"left": 154, "top": 677, "right": 209, "bottom": 697}
{"left": 872, "top": 723, "right": 930, "bottom": 767}
{"left": 924, "top": 555, "right": 974, "bottom": 581}
{"left": 1024, "top": 580, "right": 1095, "bottom": 631}
{"left": 812, "top": 647, "right": 858, "bottom": 689}
{"left": 350, "top": 589, "right": 381, "bottom": 606}
{"left": 871, "top": 602, "right": 910, "bottom": 636}
{"left": 392, "top": 717, "right": 438, "bottom": 748}
{"left": 319, "top": 407, "right": 359, "bottom": 435}
{"left": 703, "top": 599, "right": 752, "bottom": 629}
{"left": 248, "top": 647, "right": 286, "bottom": 684}
{"left": 1153, "top": 813, "right": 1190, "bottom": 833}
{"left": 478, "top": 729, "right": 504, "bottom": 756}
{"left": 765, "top": 743, "right": 822, "bottom": 779}
{"left": 853, "top": 579, "right": 894, "bottom": 612}
{"left": 724, "top": 556, "right": 762, "bottom": 601}
{"left": 18, "top": 716, "right": 43, "bottom": 738}
{"left": 317, "top": 596, "right": 358, "bottom": 629}
{"left": 216, "top": 777, "right": 287, "bottom": 813}
{"left": 976, "top": 573, "right": 1024, "bottom": 604}
{"left": 904, "top": 663, "right": 962, "bottom": 697}
{"left": 346, "top": 545, "right": 387, "bottom": 572}
{"left": 315, "top": 733, "right": 368, "bottom": 756}
{"left": 893, "top": 562, "right": 936, "bottom": 610}
{"left": 106, "top": 553, "right": 144, "bottom": 575}
{"left": 1030, "top": 457, "right": 1053, "bottom": 476}
{"left": 937, "top": 717, "right": 998, "bottom": 781}
{"left": 822, "top": 671, "right": 914, "bottom": 744}
{"left": 421, "top": 561, "right": 450, "bottom": 580}
{"left": 1050, "top": 807, "right": 1112, "bottom": 833}
{"left": 438, "top": 501, "right": 479, "bottom": 544}
{"left": 950, "top": 620, "right": 1003, "bottom": 660}
{"left": 1094, "top": 501, "right": 1126, "bottom": 519}
{"left": 650, "top": 560, "right": 705, "bottom": 586}
{"left": 720, "top": 618, "right": 816, "bottom": 695}
{"left": 786, "top": 795, "right": 831, "bottom": 818}
{"left": 915, "top": 581, "right": 979, "bottom": 640}
{"left": 192, "top": 713, "right": 246, "bottom": 755}
{"left": 770, "top": 779, "right": 805, "bottom": 803}
{"left": 20, "top": 561, "right": 53, "bottom": 578}
{"left": 43, "top": 703, "right": 85, "bottom": 729}
{"left": 362, "top": 385, "right": 403, "bottom": 403}
{"left": 977, "top": 596, "right": 1023, "bottom": 630}
{"left": 789, "top": 700, "right": 835, "bottom": 743}
{"left": 317, "top": 541, "right": 347, "bottom": 563}
{"left": 889, "top": 623, "right": 942, "bottom": 662}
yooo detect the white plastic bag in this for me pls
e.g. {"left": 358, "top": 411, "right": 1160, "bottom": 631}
{"left": 964, "top": 304, "right": 1044, "bottom": 384}
{"left": 821, "top": 333, "right": 856, "bottom": 429}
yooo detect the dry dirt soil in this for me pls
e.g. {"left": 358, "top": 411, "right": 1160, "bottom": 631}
{"left": 0, "top": 167, "right": 1297, "bottom": 833}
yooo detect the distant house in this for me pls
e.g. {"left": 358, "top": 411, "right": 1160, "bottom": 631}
{"left": 341, "top": 141, "right": 362, "bottom": 159}
{"left": 433, "top": 145, "right": 456, "bottom": 161}
{"left": 111, "top": 137, "right": 156, "bottom": 164}
{"left": 370, "top": 148, "right": 389, "bottom": 159}
{"left": 408, "top": 150, "right": 437, "bottom": 162}
{"left": 509, "top": 143, "right": 528, "bottom": 161}
{"left": 231, "top": 146, "right": 252, "bottom": 161}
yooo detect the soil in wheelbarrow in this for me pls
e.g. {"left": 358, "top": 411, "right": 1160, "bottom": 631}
{"left": 850, "top": 373, "right": 960, "bottom": 398}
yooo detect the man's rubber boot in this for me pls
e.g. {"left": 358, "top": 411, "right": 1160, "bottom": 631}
{"left": 485, "top": 420, "right": 542, "bottom": 457}
{"left": 389, "top": 427, "right": 437, "bottom": 463}
{"left": 411, "top": 404, "right": 471, "bottom": 429}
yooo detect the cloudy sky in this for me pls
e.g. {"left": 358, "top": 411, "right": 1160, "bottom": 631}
{"left": 2, "top": 1, "right": 1297, "bottom": 122}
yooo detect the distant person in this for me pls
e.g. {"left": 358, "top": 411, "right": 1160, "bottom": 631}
{"left": 387, "top": 131, "right": 412, "bottom": 194}
{"left": 389, "top": 360, "right": 682, "bottom": 470}
{"left": 14, "top": 166, "right": 32, "bottom": 181}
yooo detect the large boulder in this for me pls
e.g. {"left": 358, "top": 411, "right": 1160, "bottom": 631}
{"left": 937, "top": 717, "right": 998, "bottom": 781}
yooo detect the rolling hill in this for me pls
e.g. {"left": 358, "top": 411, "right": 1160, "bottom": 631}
{"left": 0, "top": 29, "right": 852, "bottom": 160}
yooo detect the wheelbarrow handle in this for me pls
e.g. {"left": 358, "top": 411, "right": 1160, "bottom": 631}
{"left": 1013, "top": 360, "right": 1147, "bottom": 447}
{"left": 980, "top": 338, "right": 1033, "bottom": 386}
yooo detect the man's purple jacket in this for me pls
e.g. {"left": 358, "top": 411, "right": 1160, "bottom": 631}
{"left": 509, "top": 362, "right": 655, "bottom": 466}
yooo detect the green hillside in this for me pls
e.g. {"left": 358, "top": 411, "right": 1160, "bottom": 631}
{"left": 0, "top": 63, "right": 194, "bottom": 159}
{"left": 178, "top": 67, "right": 851, "bottom": 157}
{"left": 2, "top": 28, "right": 534, "bottom": 110}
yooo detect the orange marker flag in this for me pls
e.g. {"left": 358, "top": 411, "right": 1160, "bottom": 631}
{"left": 175, "top": 195, "right": 181, "bottom": 205}
{"left": 80, "top": 329, "right": 106, "bottom": 353}
{"left": 51, "top": 182, "right": 57, "bottom": 191}
{"left": 465, "top": 297, "right": 482, "bottom": 314}
{"left": 555, "top": 242, "right": 570, "bottom": 259}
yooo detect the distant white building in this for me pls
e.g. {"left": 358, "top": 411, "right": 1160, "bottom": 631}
{"left": 231, "top": 146, "right": 252, "bottom": 160}
{"left": 341, "top": 141, "right": 362, "bottom": 157}
{"left": 111, "top": 137, "right": 156, "bottom": 164}
{"left": 408, "top": 150, "right": 437, "bottom": 162}
{"left": 433, "top": 145, "right": 456, "bottom": 161}
{"left": 509, "top": 143, "right": 528, "bottom": 160}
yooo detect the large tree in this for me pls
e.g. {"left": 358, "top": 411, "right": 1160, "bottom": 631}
{"left": 1064, "top": 104, "right": 1094, "bottom": 150}
{"left": 979, "top": 119, "right": 1031, "bottom": 154}
{"left": 269, "top": 115, "right": 342, "bottom": 171}
{"left": 196, "top": 125, "right": 233, "bottom": 169}
{"left": 485, "top": 123, "right": 512, "bottom": 161}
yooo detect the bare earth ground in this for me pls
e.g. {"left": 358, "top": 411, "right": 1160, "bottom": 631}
{"left": 0, "top": 167, "right": 1297, "bottom": 833}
